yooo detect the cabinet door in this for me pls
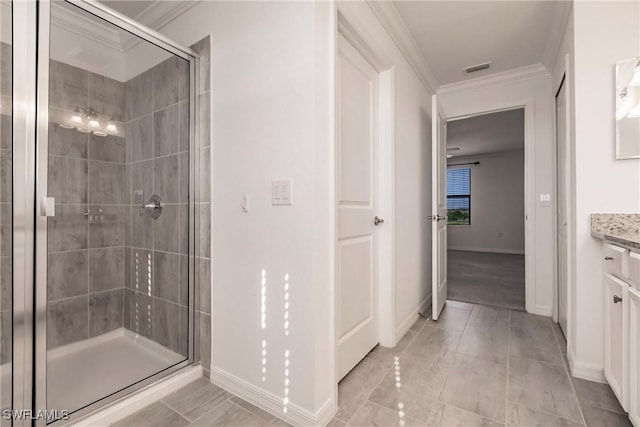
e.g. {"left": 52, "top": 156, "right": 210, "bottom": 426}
{"left": 629, "top": 287, "right": 640, "bottom": 426}
{"left": 605, "top": 274, "right": 629, "bottom": 410}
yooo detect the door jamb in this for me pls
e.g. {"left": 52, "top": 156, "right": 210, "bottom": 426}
{"left": 446, "top": 98, "right": 536, "bottom": 314}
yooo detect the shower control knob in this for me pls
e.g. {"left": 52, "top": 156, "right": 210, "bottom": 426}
{"left": 140, "top": 194, "right": 164, "bottom": 220}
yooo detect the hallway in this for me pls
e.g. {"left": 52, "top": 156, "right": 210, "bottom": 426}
{"left": 331, "top": 301, "right": 630, "bottom": 427}
{"left": 448, "top": 251, "right": 525, "bottom": 311}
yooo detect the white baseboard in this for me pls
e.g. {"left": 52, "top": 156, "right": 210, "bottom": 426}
{"left": 394, "top": 295, "right": 431, "bottom": 345}
{"left": 71, "top": 365, "right": 204, "bottom": 426}
{"left": 568, "top": 345, "right": 606, "bottom": 384}
{"left": 533, "top": 305, "right": 552, "bottom": 317}
{"left": 211, "top": 366, "right": 335, "bottom": 427}
{"left": 448, "top": 246, "right": 525, "bottom": 255}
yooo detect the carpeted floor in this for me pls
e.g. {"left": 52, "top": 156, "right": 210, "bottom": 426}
{"left": 447, "top": 250, "right": 525, "bottom": 311}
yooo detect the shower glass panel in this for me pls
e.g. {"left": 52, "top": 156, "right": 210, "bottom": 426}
{"left": 0, "top": 1, "right": 11, "bottom": 424}
{"left": 44, "top": 1, "right": 192, "bottom": 418}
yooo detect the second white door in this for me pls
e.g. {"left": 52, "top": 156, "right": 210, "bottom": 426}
{"left": 431, "top": 95, "right": 448, "bottom": 320}
{"left": 336, "top": 33, "right": 381, "bottom": 380}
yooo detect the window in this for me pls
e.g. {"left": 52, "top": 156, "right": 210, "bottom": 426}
{"left": 447, "top": 168, "right": 470, "bottom": 225}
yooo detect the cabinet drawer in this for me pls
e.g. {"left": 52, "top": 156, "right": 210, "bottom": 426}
{"left": 604, "top": 243, "right": 627, "bottom": 279}
{"left": 629, "top": 251, "right": 640, "bottom": 289}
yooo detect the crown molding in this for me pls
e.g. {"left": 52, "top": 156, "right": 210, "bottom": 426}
{"left": 51, "top": 2, "right": 124, "bottom": 53}
{"left": 122, "top": 1, "right": 200, "bottom": 52}
{"left": 50, "top": 1, "right": 199, "bottom": 55}
{"left": 541, "top": 0, "right": 572, "bottom": 72}
{"left": 366, "top": 0, "right": 439, "bottom": 94}
{"left": 438, "top": 63, "right": 549, "bottom": 95}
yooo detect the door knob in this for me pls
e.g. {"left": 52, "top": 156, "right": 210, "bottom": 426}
{"left": 613, "top": 295, "right": 622, "bottom": 304}
{"left": 374, "top": 216, "right": 384, "bottom": 226}
{"left": 604, "top": 256, "right": 614, "bottom": 261}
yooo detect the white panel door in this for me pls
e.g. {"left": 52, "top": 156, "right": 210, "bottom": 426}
{"left": 556, "top": 79, "right": 568, "bottom": 337}
{"left": 628, "top": 286, "right": 640, "bottom": 426}
{"left": 604, "top": 274, "right": 629, "bottom": 410}
{"left": 431, "top": 95, "right": 447, "bottom": 320}
{"left": 336, "top": 33, "right": 380, "bottom": 380}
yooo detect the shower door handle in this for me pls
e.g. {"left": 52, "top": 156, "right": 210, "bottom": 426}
{"left": 40, "top": 197, "right": 55, "bottom": 217}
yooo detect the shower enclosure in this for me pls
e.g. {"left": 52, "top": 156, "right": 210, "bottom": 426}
{"left": 3, "top": 0, "right": 202, "bottom": 424}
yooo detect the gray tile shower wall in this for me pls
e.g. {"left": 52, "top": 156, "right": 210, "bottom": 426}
{"left": 47, "top": 59, "right": 126, "bottom": 349}
{"left": 122, "top": 49, "right": 196, "bottom": 360}
{"left": 122, "top": 36, "right": 211, "bottom": 372}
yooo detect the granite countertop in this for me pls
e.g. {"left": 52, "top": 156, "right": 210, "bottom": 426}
{"left": 591, "top": 213, "right": 640, "bottom": 251}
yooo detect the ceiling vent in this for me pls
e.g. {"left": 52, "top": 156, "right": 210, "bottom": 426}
{"left": 464, "top": 62, "right": 492, "bottom": 74}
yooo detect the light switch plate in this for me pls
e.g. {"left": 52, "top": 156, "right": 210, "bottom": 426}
{"left": 272, "top": 180, "right": 292, "bottom": 205}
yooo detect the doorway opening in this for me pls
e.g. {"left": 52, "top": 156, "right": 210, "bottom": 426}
{"left": 445, "top": 108, "right": 526, "bottom": 311}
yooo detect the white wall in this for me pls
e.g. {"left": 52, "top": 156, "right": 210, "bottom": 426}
{"left": 569, "top": 0, "right": 640, "bottom": 379}
{"left": 439, "top": 72, "right": 555, "bottom": 316}
{"left": 448, "top": 150, "right": 525, "bottom": 254}
{"left": 126, "top": 1, "right": 336, "bottom": 421}
{"left": 337, "top": 2, "right": 434, "bottom": 340}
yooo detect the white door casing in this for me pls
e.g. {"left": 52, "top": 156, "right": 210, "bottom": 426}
{"left": 336, "top": 33, "right": 380, "bottom": 380}
{"left": 556, "top": 79, "right": 568, "bottom": 337}
{"left": 431, "top": 95, "right": 448, "bottom": 320}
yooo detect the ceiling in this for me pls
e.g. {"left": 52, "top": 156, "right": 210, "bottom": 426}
{"left": 393, "top": 1, "right": 566, "bottom": 85}
{"left": 447, "top": 109, "right": 524, "bottom": 157}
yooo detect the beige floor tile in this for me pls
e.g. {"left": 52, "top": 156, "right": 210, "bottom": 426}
{"left": 427, "top": 402, "right": 504, "bottom": 426}
{"left": 457, "top": 324, "right": 509, "bottom": 364}
{"left": 438, "top": 355, "right": 507, "bottom": 422}
{"left": 368, "top": 354, "right": 447, "bottom": 418}
{"left": 510, "top": 311, "right": 563, "bottom": 365}
{"left": 404, "top": 325, "right": 461, "bottom": 366}
{"left": 580, "top": 403, "right": 631, "bottom": 427}
{"left": 427, "top": 307, "right": 471, "bottom": 332}
{"left": 508, "top": 357, "right": 582, "bottom": 423}
{"left": 348, "top": 401, "right": 423, "bottom": 427}
{"left": 190, "top": 400, "right": 269, "bottom": 426}
{"left": 467, "top": 305, "right": 510, "bottom": 329}
{"left": 572, "top": 378, "right": 625, "bottom": 414}
{"left": 506, "top": 402, "right": 583, "bottom": 426}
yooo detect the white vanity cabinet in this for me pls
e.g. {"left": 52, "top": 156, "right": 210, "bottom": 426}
{"left": 604, "top": 273, "right": 629, "bottom": 408}
{"left": 602, "top": 242, "right": 639, "bottom": 424}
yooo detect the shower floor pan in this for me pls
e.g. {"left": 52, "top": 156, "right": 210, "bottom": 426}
{"left": 47, "top": 328, "right": 184, "bottom": 414}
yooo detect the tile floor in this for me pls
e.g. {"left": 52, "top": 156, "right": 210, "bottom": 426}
{"left": 112, "top": 301, "right": 631, "bottom": 427}
{"left": 111, "top": 378, "right": 290, "bottom": 427}
{"left": 330, "top": 301, "right": 631, "bottom": 427}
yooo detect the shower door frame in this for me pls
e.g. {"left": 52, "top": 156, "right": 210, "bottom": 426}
{"left": 30, "top": 0, "right": 200, "bottom": 424}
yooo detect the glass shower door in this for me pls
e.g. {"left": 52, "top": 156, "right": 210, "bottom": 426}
{"left": 36, "top": 1, "right": 196, "bottom": 421}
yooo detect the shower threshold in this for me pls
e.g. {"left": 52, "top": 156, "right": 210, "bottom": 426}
{"left": 47, "top": 328, "right": 185, "bottom": 415}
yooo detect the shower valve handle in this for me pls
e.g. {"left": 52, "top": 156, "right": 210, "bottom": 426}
{"left": 140, "top": 194, "right": 164, "bottom": 220}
